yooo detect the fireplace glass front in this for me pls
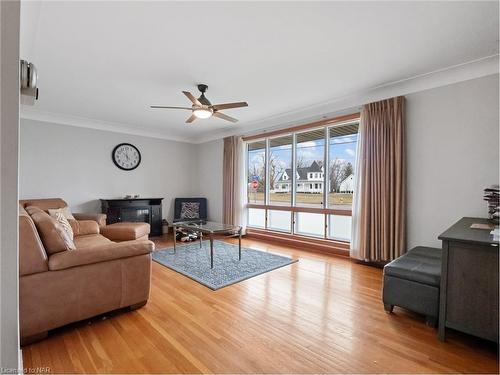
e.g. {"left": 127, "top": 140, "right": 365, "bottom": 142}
{"left": 121, "top": 208, "right": 150, "bottom": 223}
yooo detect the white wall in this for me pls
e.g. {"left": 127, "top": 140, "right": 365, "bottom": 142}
{"left": 19, "top": 119, "right": 198, "bottom": 221}
{"left": 406, "top": 74, "right": 499, "bottom": 248}
{"left": 0, "top": 0, "right": 21, "bottom": 370}
{"left": 195, "top": 139, "right": 223, "bottom": 222}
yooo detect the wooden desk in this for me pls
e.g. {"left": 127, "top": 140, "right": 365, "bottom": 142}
{"left": 438, "top": 217, "right": 499, "bottom": 342}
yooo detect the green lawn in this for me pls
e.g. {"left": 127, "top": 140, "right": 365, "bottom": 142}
{"left": 248, "top": 192, "right": 353, "bottom": 206}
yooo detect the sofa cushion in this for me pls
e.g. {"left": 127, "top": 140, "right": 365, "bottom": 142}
{"left": 100, "top": 222, "right": 150, "bottom": 242}
{"left": 70, "top": 220, "right": 100, "bottom": 237}
{"left": 25, "top": 206, "right": 76, "bottom": 254}
{"left": 383, "top": 246, "right": 442, "bottom": 287}
{"left": 20, "top": 198, "right": 68, "bottom": 211}
{"left": 72, "top": 213, "right": 107, "bottom": 228}
{"left": 74, "top": 234, "right": 112, "bottom": 249}
{"left": 19, "top": 205, "right": 48, "bottom": 276}
{"left": 48, "top": 240, "right": 154, "bottom": 271}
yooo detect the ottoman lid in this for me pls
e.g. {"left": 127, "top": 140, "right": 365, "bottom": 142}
{"left": 384, "top": 246, "right": 442, "bottom": 287}
{"left": 101, "top": 222, "right": 150, "bottom": 241}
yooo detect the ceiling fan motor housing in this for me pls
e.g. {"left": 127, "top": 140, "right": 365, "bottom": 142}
{"left": 197, "top": 84, "right": 211, "bottom": 106}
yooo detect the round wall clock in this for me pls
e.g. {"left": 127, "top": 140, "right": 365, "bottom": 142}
{"left": 112, "top": 143, "right": 141, "bottom": 171}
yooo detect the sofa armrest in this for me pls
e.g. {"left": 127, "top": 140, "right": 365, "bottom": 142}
{"left": 73, "top": 213, "right": 107, "bottom": 227}
{"left": 71, "top": 220, "right": 100, "bottom": 236}
{"left": 48, "top": 240, "right": 154, "bottom": 271}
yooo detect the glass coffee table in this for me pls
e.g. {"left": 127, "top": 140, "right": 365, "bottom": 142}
{"left": 172, "top": 220, "right": 243, "bottom": 268}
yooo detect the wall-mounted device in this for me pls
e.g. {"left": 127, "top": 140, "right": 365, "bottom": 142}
{"left": 20, "top": 59, "right": 39, "bottom": 105}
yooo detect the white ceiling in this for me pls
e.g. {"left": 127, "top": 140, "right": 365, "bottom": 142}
{"left": 20, "top": 1, "right": 499, "bottom": 143}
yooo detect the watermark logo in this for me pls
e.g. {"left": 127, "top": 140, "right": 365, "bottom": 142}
{"left": 1, "top": 367, "right": 51, "bottom": 374}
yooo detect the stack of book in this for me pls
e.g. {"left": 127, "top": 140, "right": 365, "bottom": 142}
{"left": 484, "top": 184, "right": 499, "bottom": 224}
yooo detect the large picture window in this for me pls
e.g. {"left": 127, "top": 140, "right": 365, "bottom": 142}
{"left": 245, "top": 114, "right": 359, "bottom": 243}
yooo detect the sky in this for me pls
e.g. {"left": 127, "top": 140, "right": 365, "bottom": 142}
{"left": 248, "top": 133, "right": 358, "bottom": 179}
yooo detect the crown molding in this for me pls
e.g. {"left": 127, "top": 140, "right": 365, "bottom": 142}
{"left": 19, "top": 109, "right": 193, "bottom": 143}
{"left": 192, "top": 54, "right": 499, "bottom": 144}
{"left": 20, "top": 54, "right": 499, "bottom": 145}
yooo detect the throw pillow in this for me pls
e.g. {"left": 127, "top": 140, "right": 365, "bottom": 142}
{"left": 54, "top": 211, "right": 74, "bottom": 240}
{"left": 48, "top": 206, "right": 75, "bottom": 221}
{"left": 180, "top": 202, "right": 200, "bottom": 219}
{"left": 26, "top": 206, "right": 76, "bottom": 254}
{"left": 49, "top": 207, "right": 77, "bottom": 237}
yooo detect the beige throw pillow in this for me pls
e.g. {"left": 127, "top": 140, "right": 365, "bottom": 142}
{"left": 48, "top": 206, "right": 75, "bottom": 221}
{"left": 54, "top": 211, "right": 74, "bottom": 240}
{"left": 49, "top": 207, "right": 78, "bottom": 238}
{"left": 26, "top": 206, "right": 76, "bottom": 254}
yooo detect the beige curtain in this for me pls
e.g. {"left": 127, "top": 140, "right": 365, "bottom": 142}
{"left": 222, "top": 136, "right": 247, "bottom": 231}
{"left": 223, "top": 136, "right": 237, "bottom": 225}
{"left": 351, "top": 96, "right": 406, "bottom": 262}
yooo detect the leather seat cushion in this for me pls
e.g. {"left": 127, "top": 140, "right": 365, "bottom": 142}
{"left": 384, "top": 246, "right": 442, "bottom": 287}
{"left": 74, "top": 234, "right": 113, "bottom": 249}
{"left": 100, "top": 222, "right": 150, "bottom": 242}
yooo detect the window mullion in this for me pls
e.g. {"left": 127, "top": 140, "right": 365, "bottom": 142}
{"left": 291, "top": 133, "right": 297, "bottom": 234}
{"left": 265, "top": 138, "right": 270, "bottom": 206}
{"left": 291, "top": 133, "right": 296, "bottom": 207}
{"left": 324, "top": 127, "right": 329, "bottom": 239}
{"left": 324, "top": 126, "right": 329, "bottom": 209}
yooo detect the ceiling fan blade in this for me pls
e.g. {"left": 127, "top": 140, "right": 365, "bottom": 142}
{"left": 211, "top": 102, "right": 248, "bottom": 110}
{"left": 150, "top": 106, "right": 192, "bottom": 110}
{"left": 186, "top": 113, "right": 197, "bottom": 123}
{"left": 213, "top": 111, "right": 238, "bottom": 123}
{"left": 182, "top": 91, "right": 202, "bottom": 106}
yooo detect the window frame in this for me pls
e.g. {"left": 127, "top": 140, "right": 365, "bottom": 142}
{"left": 244, "top": 112, "right": 360, "bottom": 245}
{"left": 267, "top": 133, "right": 294, "bottom": 207}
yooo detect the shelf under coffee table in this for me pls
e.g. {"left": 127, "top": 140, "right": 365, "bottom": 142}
{"left": 172, "top": 220, "right": 243, "bottom": 269}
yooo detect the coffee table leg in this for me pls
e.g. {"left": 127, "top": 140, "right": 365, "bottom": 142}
{"left": 173, "top": 225, "right": 176, "bottom": 253}
{"left": 238, "top": 228, "right": 242, "bottom": 261}
{"left": 199, "top": 231, "right": 203, "bottom": 248}
{"left": 210, "top": 235, "right": 214, "bottom": 269}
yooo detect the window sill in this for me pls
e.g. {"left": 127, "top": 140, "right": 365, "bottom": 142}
{"left": 245, "top": 227, "right": 350, "bottom": 257}
{"left": 246, "top": 203, "right": 352, "bottom": 216}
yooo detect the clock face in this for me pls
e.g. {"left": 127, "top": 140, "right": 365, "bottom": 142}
{"left": 112, "top": 143, "right": 141, "bottom": 170}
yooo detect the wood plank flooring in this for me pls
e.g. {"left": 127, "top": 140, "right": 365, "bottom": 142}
{"left": 22, "top": 235, "right": 498, "bottom": 373}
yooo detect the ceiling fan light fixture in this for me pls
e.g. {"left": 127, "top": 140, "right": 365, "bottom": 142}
{"left": 150, "top": 84, "right": 248, "bottom": 124}
{"left": 193, "top": 107, "right": 213, "bottom": 119}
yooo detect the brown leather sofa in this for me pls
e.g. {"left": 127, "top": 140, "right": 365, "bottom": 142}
{"left": 19, "top": 198, "right": 154, "bottom": 344}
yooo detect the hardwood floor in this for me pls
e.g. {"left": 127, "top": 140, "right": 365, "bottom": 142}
{"left": 22, "top": 235, "right": 498, "bottom": 374}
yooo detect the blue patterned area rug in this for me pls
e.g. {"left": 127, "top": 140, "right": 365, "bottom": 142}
{"left": 152, "top": 240, "right": 297, "bottom": 290}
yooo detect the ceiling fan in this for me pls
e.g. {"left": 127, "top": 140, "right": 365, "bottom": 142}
{"left": 150, "top": 84, "right": 248, "bottom": 123}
